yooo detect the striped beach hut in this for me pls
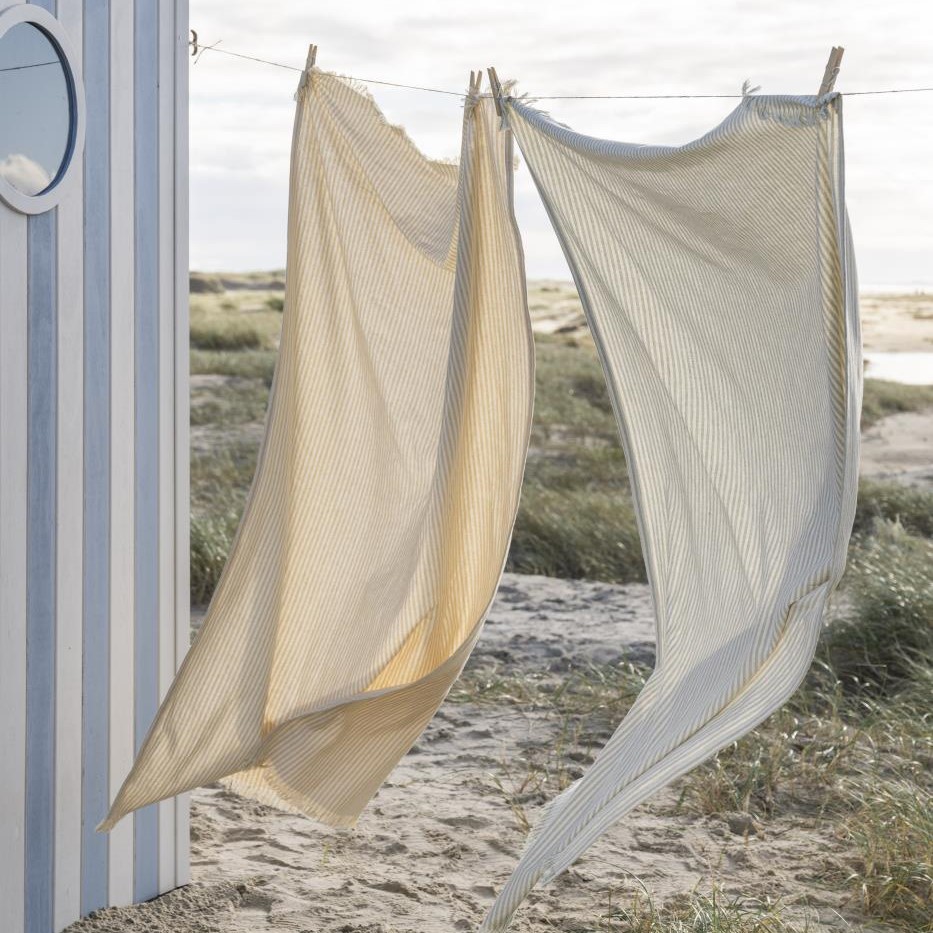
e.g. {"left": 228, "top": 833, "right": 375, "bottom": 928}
{"left": 0, "top": 2, "right": 190, "bottom": 930}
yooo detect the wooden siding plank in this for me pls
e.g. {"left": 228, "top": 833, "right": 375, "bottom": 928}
{"left": 25, "top": 6, "right": 59, "bottom": 929}
{"left": 133, "top": 0, "right": 161, "bottom": 903}
{"left": 173, "top": 0, "right": 191, "bottom": 887}
{"left": 25, "top": 207, "right": 58, "bottom": 933}
{"left": 108, "top": 0, "right": 136, "bottom": 908}
{"left": 81, "top": 0, "right": 112, "bottom": 914}
{"left": 0, "top": 197, "right": 29, "bottom": 933}
{"left": 54, "top": 3, "right": 86, "bottom": 927}
{"left": 157, "top": 0, "right": 178, "bottom": 893}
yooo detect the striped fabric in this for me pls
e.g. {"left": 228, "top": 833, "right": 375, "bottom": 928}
{"left": 481, "top": 93, "right": 861, "bottom": 930}
{"left": 100, "top": 70, "right": 534, "bottom": 832}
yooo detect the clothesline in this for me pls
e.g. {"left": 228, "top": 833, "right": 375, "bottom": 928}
{"left": 188, "top": 37, "right": 933, "bottom": 99}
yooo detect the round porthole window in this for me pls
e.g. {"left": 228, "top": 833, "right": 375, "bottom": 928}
{"left": 0, "top": 5, "right": 84, "bottom": 215}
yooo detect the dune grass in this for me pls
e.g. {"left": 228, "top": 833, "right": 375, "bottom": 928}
{"left": 187, "top": 310, "right": 933, "bottom": 601}
{"left": 860, "top": 378, "right": 933, "bottom": 429}
{"left": 190, "top": 317, "right": 264, "bottom": 351}
{"left": 594, "top": 889, "right": 816, "bottom": 932}
{"left": 190, "top": 285, "right": 284, "bottom": 353}
{"left": 189, "top": 439, "right": 260, "bottom": 603}
{"left": 190, "top": 512, "right": 240, "bottom": 605}
{"left": 190, "top": 375, "right": 271, "bottom": 428}
{"left": 510, "top": 486, "right": 644, "bottom": 582}
{"left": 822, "top": 521, "right": 933, "bottom": 694}
{"left": 854, "top": 479, "right": 933, "bottom": 538}
{"left": 841, "top": 780, "right": 933, "bottom": 930}
{"left": 190, "top": 348, "right": 278, "bottom": 385}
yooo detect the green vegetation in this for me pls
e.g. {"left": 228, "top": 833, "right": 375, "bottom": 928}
{"left": 189, "top": 376, "right": 270, "bottom": 428}
{"left": 191, "top": 349, "right": 278, "bottom": 385}
{"left": 854, "top": 479, "right": 933, "bottom": 538}
{"left": 188, "top": 284, "right": 276, "bottom": 602}
{"left": 190, "top": 511, "right": 239, "bottom": 605}
{"left": 188, "top": 272, "right": 224, "bottom": 294}
{"left": 861, "top": 378, "right": 933, "bottom": 429}
{"left": 594, "top": 890, "right": 815, "bottom": 932}
{"left": 187, "top": 299, "right": 933, "bottom": 597}
{"left": 842, "top": 780, "right": 933, "bottom": 929}
{"left": 511, "top": 485, "right": 644, "bottom": 582}
{"left": 507, "top": 333, "right": 643, "bottom": 580}
{"left": 823, "top": 521, "right": 933, "bottom": 694}
{"left": 190, "top": 317, "right": 263, "bottom": 351}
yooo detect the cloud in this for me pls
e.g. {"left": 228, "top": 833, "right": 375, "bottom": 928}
{"left": 188, "top": 0, "right": 933, "bottom": 284}
{"left": 0, "top": 152, "right": 52, "bottom": 196}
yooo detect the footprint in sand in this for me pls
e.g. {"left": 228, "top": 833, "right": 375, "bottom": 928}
{"left": 233, "top": 886, "right": 274, "bottom": 917}
{"left": 246, "top": 852, "right": 300, "bottom": 870}
{"left": 438, "top": 814, "right": 491, "bottom": 829}
{"left": 471, "top": 884, "right": 497, "bottom": 900}
{"left": 225, "top": 826, "right": 266, "bottom": 841}
{"left": 365, "top": 879, "right": 421, "bottom": 901}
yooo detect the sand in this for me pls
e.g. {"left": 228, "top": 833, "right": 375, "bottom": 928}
{"left": 527, "top": 284, "right": 933, "bottom": 356}
{"left": 861, "top": 409, "right": 933, "bottom": 488}
{"left": 858, "top": 292, "right": 933, "bottom": 353}
{"left": 67, "top": 575, "right": 866, "bottom": 933}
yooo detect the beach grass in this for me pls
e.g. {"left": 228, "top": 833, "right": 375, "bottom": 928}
{"left": 822, "top": 520, "right": 933, "bottom": 694}
{"left": 187, "top": 292, "right": 933, "bottom": 601}
{"left": 190, "top": 348, "right": 278, "bottom": 385}
{"left": 854, "top": 479, "right": 933, "bottom": 539}
{"left": 190, "top": 317, "right": 264, "bottom": 351}
{"left": 594, "top": 889, "right": 817, "bottom": 932}
{"left": 190, "top": 375, "right": 271, "bottom": 427}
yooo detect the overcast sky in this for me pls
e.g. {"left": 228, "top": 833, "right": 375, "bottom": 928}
{"left": 190, "top": 0, "right": 932, "bottom": 287}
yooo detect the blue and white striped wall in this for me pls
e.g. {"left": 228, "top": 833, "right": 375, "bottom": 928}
{"left": 0, "top": 2, "right": 190, "bottom": 930}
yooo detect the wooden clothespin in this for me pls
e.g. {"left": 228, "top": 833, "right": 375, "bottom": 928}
{"left": 306, "top": 44, "right": 318, "bottom": 70}
{"left": 468, "top": 69, "right": 484, "bottom": 97}
{"left": 818, "top": 46, "right": 844, "bottom": 96}
{"left": 487, "top": 66, "right": 503, "bottom": 116}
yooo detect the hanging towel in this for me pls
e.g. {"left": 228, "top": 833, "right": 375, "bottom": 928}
{"left": 99, "top": 70, "right": 534, "bottom": 832}
{"left": 481, "top": 93, "right": 861, "bottom": 930}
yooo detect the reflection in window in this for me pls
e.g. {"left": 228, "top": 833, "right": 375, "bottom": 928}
{"left": 0, "top": 22, "right": 70, "bottom": 197}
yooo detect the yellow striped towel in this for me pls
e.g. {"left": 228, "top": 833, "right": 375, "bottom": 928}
{"left": 99, "top": 70, "right": 534, "bottom": 833}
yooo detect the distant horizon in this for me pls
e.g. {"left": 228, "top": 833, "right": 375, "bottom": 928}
{"left": 189, "top": 268, "right": 933, "bottom": 295}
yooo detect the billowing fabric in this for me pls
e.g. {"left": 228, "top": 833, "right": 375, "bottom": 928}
{"left": 100, "top": 71, "right": 533, "bottom": 832}
{"left": 482, "top": 93, "right": 861, "bottom": 930}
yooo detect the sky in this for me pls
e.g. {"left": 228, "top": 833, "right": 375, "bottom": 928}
{"left": 190, "top": 0, "right": 933, "bottom": 287}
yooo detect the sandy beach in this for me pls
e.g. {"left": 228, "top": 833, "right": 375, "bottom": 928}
{"left": 69, "top": 576, "right": 865, "bottom": 933}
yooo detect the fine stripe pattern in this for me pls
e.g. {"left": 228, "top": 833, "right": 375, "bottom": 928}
{"left": 99, "top": 70, "right": 534, "bottom": 832}
{"left": 481, "top": 93, "right": 861, "bottom": 931}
